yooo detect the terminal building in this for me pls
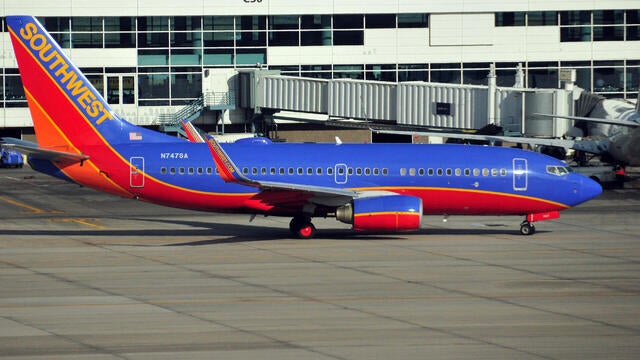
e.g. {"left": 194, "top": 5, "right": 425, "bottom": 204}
{"left": 0, "top": 0, "right": 639, "bottom": 140}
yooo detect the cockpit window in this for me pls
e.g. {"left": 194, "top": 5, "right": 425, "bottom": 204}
{"left": 546, "top": 165, "right": 572, "bottom": 176}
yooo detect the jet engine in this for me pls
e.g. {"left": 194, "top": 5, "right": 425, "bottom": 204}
{"left": 336, "top": 195, "right": 423, "bottom": 232}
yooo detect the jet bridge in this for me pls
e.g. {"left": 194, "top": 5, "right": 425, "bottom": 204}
{"left": 202, "top": 68, "right": 575, "bottom": 138}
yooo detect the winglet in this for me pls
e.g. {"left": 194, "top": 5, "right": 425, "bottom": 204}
{"left": 205, "top": 136, "right": 256, "bottom": 186}
{"left": 181, "top": 119, "right": 206, "bottom": 143}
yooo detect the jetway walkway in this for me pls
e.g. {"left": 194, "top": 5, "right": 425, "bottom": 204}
{"left": 232, "top": 69, "right": 576, "bottom": 137}
{"left": 157, "top": 68, "right": 579, "bottom": 138}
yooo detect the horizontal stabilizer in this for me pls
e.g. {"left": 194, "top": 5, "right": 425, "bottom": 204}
{"left": 1, "top": 138, "right": 89, "bottom": 165}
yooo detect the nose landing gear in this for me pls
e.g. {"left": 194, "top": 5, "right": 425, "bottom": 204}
{"left": 520, "top": 221, "right": 536, "bottom": 236}
{"left": 520, "top": 211, "right": 560, "bottom": 235}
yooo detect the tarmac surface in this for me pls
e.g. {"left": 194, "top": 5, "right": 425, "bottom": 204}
{"left": 0, "top": 166, "right": 639, "bottom": 359}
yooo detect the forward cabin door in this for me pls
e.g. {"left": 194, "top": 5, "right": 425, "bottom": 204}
{"left": 130, "top": 156, "right": 145, "bottom": 188}
{"left": 512, "top": 158, "right": 528, "bottom": 191}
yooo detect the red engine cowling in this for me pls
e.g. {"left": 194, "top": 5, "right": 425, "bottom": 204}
{"left": 336, "top": 195, "right": 423, "bottom": 232}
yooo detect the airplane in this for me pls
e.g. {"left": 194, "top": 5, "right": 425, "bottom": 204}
{"left": 536, "top": 96, "right": 640, "bottom": 166}
{"left": 371, "top": 98, "right": 640, "bottom": 168}
{"left": 2, "top": 15, "right": 602, "bottom": 238}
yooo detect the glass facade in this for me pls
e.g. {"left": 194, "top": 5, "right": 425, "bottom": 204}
{"left": 0, "top": 9, "right": 639, "bottom": 109}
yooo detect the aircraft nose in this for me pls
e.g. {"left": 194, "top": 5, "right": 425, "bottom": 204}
{"left": 576, "top": 175, "right": 603, "bottom": 205}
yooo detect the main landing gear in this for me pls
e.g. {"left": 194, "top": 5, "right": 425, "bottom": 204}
{"left": 289, "top": 215, "right": 316, "bottom": 239}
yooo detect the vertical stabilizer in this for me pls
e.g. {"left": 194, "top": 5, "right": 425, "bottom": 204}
{"left": 6, "top": 16, "right": 161, "bottom": 150}
{"left": 6, "top": 15, "right": 167, "bottom": 197}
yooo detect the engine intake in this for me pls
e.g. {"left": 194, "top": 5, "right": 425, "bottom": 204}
{"left": 336, "top": 195, "right": 423, "bottom": 232}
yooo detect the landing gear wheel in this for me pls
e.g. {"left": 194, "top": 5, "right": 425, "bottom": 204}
{"left": 520, "top": 222, "right": 536, "bottom": 236}
{"left": 297, "top": 223, "right": 316, "bottom": 239}
{"left": 289, "top": 216, "right": 316, "bottom": 239}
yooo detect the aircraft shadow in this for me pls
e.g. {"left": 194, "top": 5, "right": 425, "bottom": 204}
{"left": 0, "top": 216, "right": 530, "bottom": 246}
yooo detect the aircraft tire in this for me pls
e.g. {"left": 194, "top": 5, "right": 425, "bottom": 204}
{"left": 520, "top": 223, "right": 536, "bottom": 236}
{"left": 296, "top": 223, "right": 316, "bottom": 239}
{"left": 289, "top": 216, "right": 315, "bottom": 239}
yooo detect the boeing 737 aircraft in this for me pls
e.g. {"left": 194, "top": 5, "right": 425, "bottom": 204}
{"left": 3, "top": 15, "right": 602, "bottom": 238}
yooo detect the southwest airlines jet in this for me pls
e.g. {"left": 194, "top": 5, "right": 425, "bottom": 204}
{"left": 4, "top": 15, "right": 602, "bottom": 238}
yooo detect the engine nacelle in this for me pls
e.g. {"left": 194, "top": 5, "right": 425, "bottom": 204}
{"left": 336, "top": 195, "right": 423, "bottom": 232}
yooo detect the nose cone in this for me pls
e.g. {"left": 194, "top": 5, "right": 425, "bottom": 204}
{"left": 575, "top": 175, "right": 603, "bottom": 206}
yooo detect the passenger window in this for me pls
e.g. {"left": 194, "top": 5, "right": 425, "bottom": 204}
{"left": 473, "top": 168, "right": 480, "bottom": 176}
{"left": 348, "top": 168, "right": 354, "bottom": 175}
{"left": 455, "top": 168, "right": 461, "bottom": 176}
{"left": 418, "top": 168, "right": 425, "bottom": 176}
{"left": 356, "top": 168, "right": 362, "bottom": 176}
{"left": 446, "top": 169, "right": 452, "bottom": 176}
{"left": 179, "top": 167, "right": 185, "bottom": 174}
{"left": 307, "top": 167, "right": 313, "bottom": 175}
{"left": 409, "top": 168, "right": 416, "bottom": 176}
{"left": 316, "top": 167, "right": 323, "bottom": 175}
{"left": 261, "top": 167, "right": 267, "bottom": 175}
{"left": 279, "top": 167, "right": 285, "bottom": 175}
{"left": 243, "top": 167, "right": 249, "bottom": 175}
{"left": 197, "top": 167, "right": 203, "bottom": 175}
{"left": 252, "top": 168, "right": 258, "bottom": 175}
{"left": 364, "top": 168, "right": 371, "bottom": 176}
{"left": 400, "top": 168, "right": 407, "bottom": 176}
{"left": 288, "top": 167, "right": 294, "bottom": 175}
{"left": 206, "top": 167, "right": 213, "bottom": 174}
{"left": 382, "top": 168, "right": 388, "bottom": 176}
{"left": 464, "top": 168, "right": 471, "bottom": 176}
{"left": 297, "top": 167, "right": 303, "bottom": 175}
{"left": 337, "top": 167, "right": 344, "bottom": 175}
{"left": 491, "top": 168, "right": 498, "bottom": 176}
{"left": 373, "top": 168, "right": 379, "bottom": 176}
{"left": 437, "top": 169, "right": 444, "bottom": 176}
{"left": 188, "top": 167, "right": 194, "bottom": 174}
{"left": 170, "top": 167, "right": 176, "bottom": 174}
{"left": 428, "top": 168, "right": 434, "bottom": 176}
{"left": 482, "top": 168, "right": 489, "bottom": 176}
{"left": 327, "top": 167, "right": 334, "bottom": 175}
{"left": 161, "top": 167, "right": 167, "bottom": 174}
{"left": 270, "top": 167, "right": 276, "bottom": 175}
{"left": 500, "top": 168, "right": 507, "bottom": 176}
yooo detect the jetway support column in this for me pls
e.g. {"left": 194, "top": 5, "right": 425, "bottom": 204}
{"left": 487, "top": 64, "right": 497, "bottom": 125}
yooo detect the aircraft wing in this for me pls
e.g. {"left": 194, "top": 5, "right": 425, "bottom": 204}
{"left": 204, "top": 136, "right": 396, "bottom": 207}
{"left": 1, "top": 137, "right": 89, "bottom": 164}
{"left": 535, "top": 113, "right": 639, "bottom": 127}
{"left": 370, "top": 129, "right": 612, "bottom": 155}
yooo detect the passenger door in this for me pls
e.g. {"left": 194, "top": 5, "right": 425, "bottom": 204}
{"left": 130, "top": 156, "right": 145, "bottom": 188}
{"left": 513, "top": 158, "right": 527, "bottom": 191}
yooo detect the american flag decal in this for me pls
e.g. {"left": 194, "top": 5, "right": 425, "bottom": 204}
{"left": 129, "top": 132, "right": 142, "bottom": 141}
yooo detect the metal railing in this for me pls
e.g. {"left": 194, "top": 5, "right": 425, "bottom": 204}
{"left": 156, "top": 91, "right": 236, "bottom": 125}
{"left": 204, "top": 91, "right": 235, "bottom": 108}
